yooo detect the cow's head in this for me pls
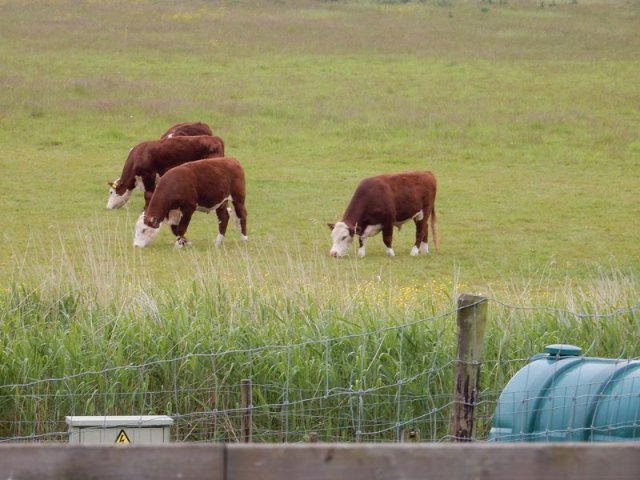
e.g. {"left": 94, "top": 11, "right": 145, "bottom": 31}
{"left": 106, "top": 179, "right": 132, "bottom": 209}
{"left": 133, "top": 213, "right": 161, "bottom": 248}
{"left": 328, "top": 222, "right": 356, "bottom": 257}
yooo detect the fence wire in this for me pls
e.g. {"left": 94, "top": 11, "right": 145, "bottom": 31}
{"left": 0, "top": 299, "right": 638, "bottom": 443}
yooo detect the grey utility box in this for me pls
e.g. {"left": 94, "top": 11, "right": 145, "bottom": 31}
{"left": 66, "top": 415, "right": 174, "bottom": 445}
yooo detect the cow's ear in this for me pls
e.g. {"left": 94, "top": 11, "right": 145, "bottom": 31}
{"left": 108, "top": 181, "right": 115, "bottom": 188}
{"left": 327, "top": 223, "right": 335, "bottom": 231}
{"left": 148, "top": 217, "right": 160, "bottom": 229}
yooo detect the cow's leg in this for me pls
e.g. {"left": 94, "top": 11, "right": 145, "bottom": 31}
{"left": 172, "top": 207, "right": 195, "bottom": 248}
{"left": 358, "top": 236, "right": 367, "bottom": 258}
{"left": 141, "top": 175, "right": 156, "bottom": 211}
{"left": 143, "top": 190, "right": 154, "bottom": 210}
{"left": 421, "top": 207, "right": 431, "bottom": 254}
{"left": 412, "top": 218, "right": 428, "bottom": 256}
{"left": 382, "top": 225, "right": 395, "bottom": 257}
{"left": 231, "top": 198, "right": 248, "bottom": 242}
{"left": 214, "top": 202, "right": 230, "bottom": 246}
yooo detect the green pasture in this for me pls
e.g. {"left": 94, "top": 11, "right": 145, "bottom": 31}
{"left": 0, "top": 0, "right": 639, "bottom": 441}
{"left": 1, "top": 0, "right": 638, "bottom": 293}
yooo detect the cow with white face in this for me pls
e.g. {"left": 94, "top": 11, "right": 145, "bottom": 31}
{"left": 133, "top": 157, "right": 248, "bottom": 249}
{"left": 328, "top": 171, "right": 438, "bottom": 258}
{"left": 106, "top": 178, "right": 134, "bottom": 209}
{"left": 107, "top": 134, "right": 225, "bottom": 211}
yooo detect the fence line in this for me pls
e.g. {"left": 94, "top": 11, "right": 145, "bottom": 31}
{"left": 1, "top": 297, "right": 638, "bottom": 443}
{"left": 3, "top": 298, "right": 637, "bottom": 391}
{"left": 1, "top": 305, "right": 460, "bottom": 390}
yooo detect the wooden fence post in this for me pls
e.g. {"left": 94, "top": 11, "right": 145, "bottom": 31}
{"left": 402, "top": 428, "right": 421, "bottom": 443}
{"left": 240, "top": 379, "right": 253, "bottom": 443}
{"left": 450, "top": 294, "right": 488, "bottom": 442}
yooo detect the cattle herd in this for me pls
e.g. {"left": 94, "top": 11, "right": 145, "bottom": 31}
{"left": 106, "top": 121, "right": 439, "bottom": 257}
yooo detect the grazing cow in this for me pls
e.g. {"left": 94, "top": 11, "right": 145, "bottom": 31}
{"left": 133, "top": 157, "right": 248, "bottom": 249}
{"left": 328, "top": 171, "right": 438, "bottom": 258}
{"left": 160, "top": 121, "right": 213, "bottom": 139}
{"left": 106, "top": 135, "right": 224, "bottom": 210}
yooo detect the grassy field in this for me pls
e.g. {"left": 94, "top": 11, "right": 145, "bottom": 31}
{"left": 1, "top": 0, "right": 638, "bottom": 293}
{"left": 0, "top": 0, "right": 639, "bottom": 441}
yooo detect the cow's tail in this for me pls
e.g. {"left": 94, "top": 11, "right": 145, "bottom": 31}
{"left": 430, "top": 203, "right": 439, "bottom": 253}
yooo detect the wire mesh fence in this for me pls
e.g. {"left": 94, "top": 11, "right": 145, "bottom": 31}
{"left": 1, "top": 297, "right": 638, "bottom": 444}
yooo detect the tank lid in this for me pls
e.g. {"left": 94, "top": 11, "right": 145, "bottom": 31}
{"left": 545, "top": 344, "right": 582, "bottom": 357}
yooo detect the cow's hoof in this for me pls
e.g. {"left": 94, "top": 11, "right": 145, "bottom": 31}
{"left": 175, "top": 238, "right": 192, "bottom": 249}
{"left": 357, "top": 248, "right": 366, "bottom": 258}
{"left": 420, "top": 242, "right": 430, "bottom": 254}
{"left": 386, "top": 248, "right": 395, "bottom": 257}
{"left": 410, "top": 246, "right": 419, "bottom": 256}
{"left": 215, "top": 234, "right": 225, "bottom": 246}
{"left": 240, "top": 235, "right": 248, "bottom": 242}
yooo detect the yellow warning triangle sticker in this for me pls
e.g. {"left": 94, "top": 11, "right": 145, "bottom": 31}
{"left": 115, "top": 429, "right": 131, "bottom": 444}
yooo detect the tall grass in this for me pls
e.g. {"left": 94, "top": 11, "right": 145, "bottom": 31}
{"left": 1, "top": 228, "right": 637, "bottom": 441}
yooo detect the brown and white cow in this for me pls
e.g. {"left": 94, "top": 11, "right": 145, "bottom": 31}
{"left": 106, "top": 135, "right": 224, "bottom": 210}
{"left": 160, "top": 121, "right": 213, "bottom": 139}
{"left": 328, "top": 171, "right": 438, "bottom": 258}
{"left": 133, "top": 157, "right": 248, "bottom": 249}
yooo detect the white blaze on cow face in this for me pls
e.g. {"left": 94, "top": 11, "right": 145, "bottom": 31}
{"left": 329, "top": 222, "right": 354, "bottom": 257}
{"left": 133, "top": 213, "right": 160, "bottom": 248}
{"left": 106, "top": 179, "right": 132, "bottom": 209}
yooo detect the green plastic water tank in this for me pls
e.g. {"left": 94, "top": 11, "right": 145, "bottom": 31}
{"left": 489, "top": 344, "right": 640, "bottom": 442}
